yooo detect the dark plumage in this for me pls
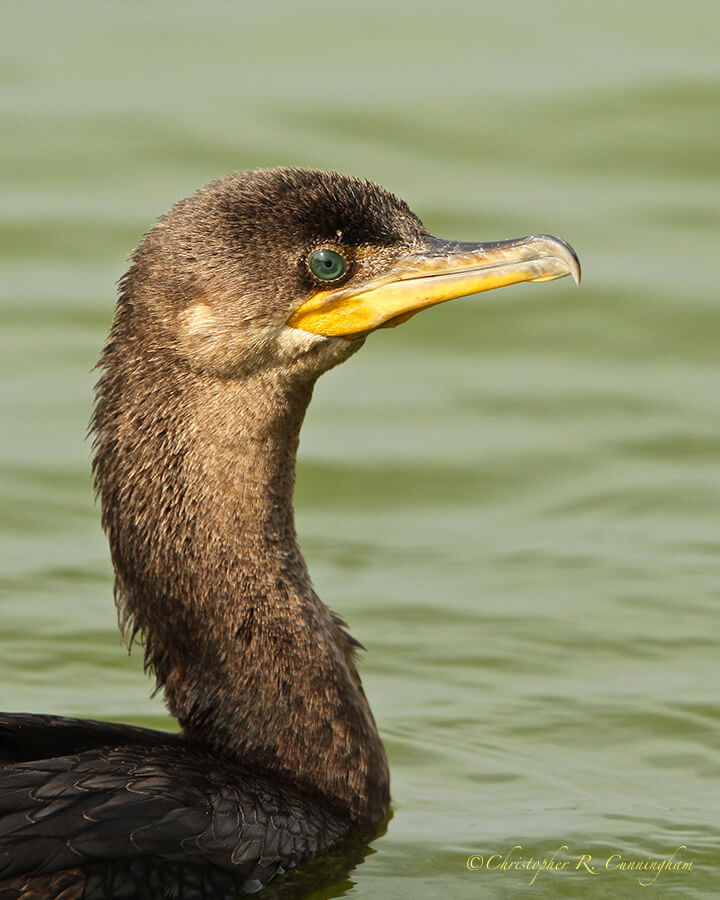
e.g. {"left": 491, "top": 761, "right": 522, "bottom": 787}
{"left": 0, "top": 714, "right": 347, "bottom": 899}
{"left": 0, "top": 168, "right": 579, "bottom": 898}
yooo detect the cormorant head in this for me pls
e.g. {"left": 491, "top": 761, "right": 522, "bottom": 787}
{"left": 122, "top": 167, "right": 580, "bottom": 380}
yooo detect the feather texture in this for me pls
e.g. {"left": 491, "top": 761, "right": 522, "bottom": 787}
{"left": 0, "top": 713, "right": 347, "bottom": 899}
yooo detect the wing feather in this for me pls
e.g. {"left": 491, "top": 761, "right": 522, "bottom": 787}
{"left": 0, "top": 714, "right": 348, "bottom": 899}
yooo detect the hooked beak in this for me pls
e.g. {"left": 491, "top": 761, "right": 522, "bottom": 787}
{"left": 287, "top": 233, "right": 581, "bottom": 338}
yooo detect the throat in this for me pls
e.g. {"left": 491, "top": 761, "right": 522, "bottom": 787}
{"left": 93, "top": 358, "right": 389, "bottom": 823}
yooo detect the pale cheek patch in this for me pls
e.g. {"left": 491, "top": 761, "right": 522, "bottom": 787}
{"left": 181, "top": 304, "right": 217, "bottom": 338}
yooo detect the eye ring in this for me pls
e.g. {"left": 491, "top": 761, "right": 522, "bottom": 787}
{"left": 307, "top": 247, "right": 349, "bottom": 283}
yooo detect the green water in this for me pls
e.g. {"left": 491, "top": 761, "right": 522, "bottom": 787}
{"left": 2, "top": 1, "right": 719, "bottom": 896}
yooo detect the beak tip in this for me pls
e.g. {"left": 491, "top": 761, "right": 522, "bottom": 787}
{"left": 569, "top": 247, "right": 582, "bottom": 286}
{"left": 533, "top": 233, "right": 581, "bottom": 287}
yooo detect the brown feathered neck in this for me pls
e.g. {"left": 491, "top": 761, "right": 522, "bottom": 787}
{"left": 91, "top": 248, "right": 390, "bottom": 824}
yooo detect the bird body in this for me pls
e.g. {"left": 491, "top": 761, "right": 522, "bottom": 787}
{"left": 0, "top": 168, "right": 579, "bottom": 897}
{"left": 0, "top": 713, "right": 346, "bottom": 899}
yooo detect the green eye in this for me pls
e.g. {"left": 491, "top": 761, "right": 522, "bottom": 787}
{"left": 307, "top": 248, "right": 348, "bottom": 282}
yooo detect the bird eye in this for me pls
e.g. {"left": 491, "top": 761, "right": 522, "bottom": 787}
{"left": 307, "top": 248, "right": 348, "bottom": 282}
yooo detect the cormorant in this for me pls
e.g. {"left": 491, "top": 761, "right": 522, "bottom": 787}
{"left": 0, "top": 168, "right": 580, "bottom": 899}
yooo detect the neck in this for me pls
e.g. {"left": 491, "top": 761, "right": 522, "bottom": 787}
{"left": 93, "top": 336, "right": 389, "bottom": 824}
